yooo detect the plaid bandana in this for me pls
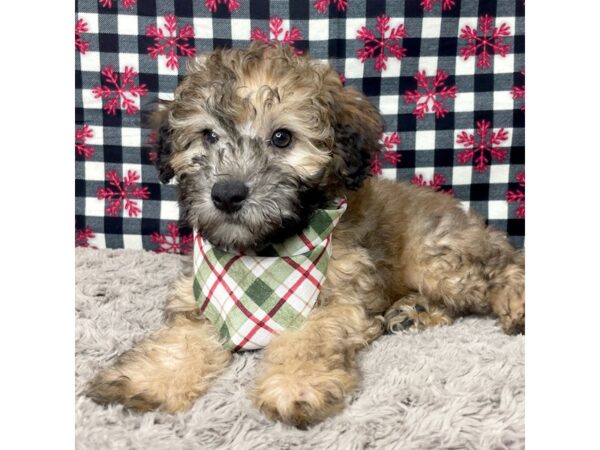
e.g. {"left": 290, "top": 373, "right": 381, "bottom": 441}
{"left": 193, "top": 199, "right": 347, "bottom": 351}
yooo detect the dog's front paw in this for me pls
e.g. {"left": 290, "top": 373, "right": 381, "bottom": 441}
{"left": 87, "top": 365, "right": 164, "bottom": 412}
{"left": 88, "top": 352, "right": 223, "bottom": 414}
{"left": 251, "top": 361, "right": 356, "bottom": 428}
{"left": 87, "top": 317, "right": 232, "bottom": 413}
{"left": 87, "top": 361, "right": 201, "bottom": 414}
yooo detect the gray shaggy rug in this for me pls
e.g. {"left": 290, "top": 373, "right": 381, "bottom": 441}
{"left": 75, "top": 248, "right": 524, "bottom": 450}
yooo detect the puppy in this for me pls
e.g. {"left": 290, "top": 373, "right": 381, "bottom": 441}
{"left": 88, "top": 42, "right": 524, "bottom": 428}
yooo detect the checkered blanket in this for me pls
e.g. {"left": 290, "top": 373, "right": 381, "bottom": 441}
{"left": 193, "top": 200, "right": 347, "bottom": 351}
{"left": 75, "top": 0, "right": 525, "bottom": 253}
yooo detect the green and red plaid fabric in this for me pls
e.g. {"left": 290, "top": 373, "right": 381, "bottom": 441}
{"left": 193, "top": 199, "right": 347, "bottom": 351}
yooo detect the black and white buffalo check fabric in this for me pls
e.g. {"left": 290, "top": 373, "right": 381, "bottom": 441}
{"left": 75, "top": 0, "right": 525, "bottom": 252}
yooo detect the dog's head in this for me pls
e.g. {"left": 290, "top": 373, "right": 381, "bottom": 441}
{"left": 151, "top": 42, "right": 382, "bottom": 251}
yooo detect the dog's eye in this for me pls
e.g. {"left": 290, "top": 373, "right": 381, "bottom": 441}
{"left": 270, "top": 129, "right": 292, "bottom": 148}
{"left": 202, "top": 129, "right": 219, "bottom": 145}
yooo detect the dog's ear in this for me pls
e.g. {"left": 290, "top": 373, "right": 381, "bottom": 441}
{"left": 149, "top": 100, "right": 175, "bottom": 184}
{"left": 326, "top": 79, "right": 383, "bottom": 191}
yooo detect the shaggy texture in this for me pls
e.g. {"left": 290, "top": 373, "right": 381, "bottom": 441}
{"left": 75, "top": 248, "right": 524, "bottom": 450}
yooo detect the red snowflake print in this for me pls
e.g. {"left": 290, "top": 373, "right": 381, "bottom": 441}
{"left": 93, "top": 66, "right": 148, "bottom": 116}
{"left": 99, "top": 0, "right": 136, "bottom": 9}
{"left": 76, "top": 226, "right": 97, "bottom": 249}
{"left": 75, "top": 124, "right": 95, "bottom": 159}
{"left": 404, "top": 70, "right": 458, "bottom": 119}
{"left": 371, "top": 131, "right": 401, "bottom": 175}
{"left": 150, "top": 223, "right": 193, "bottom": 255}
{"left": 411, "top": 173, "right": 454, "bottom": 195}
{"left": 512, "top": 69, "right": 525, "bottom": 111}
{"left": 356, "top": 15, "right": 408, "bottom": 72}
{"left": 339, "top": 73, "right": 346, "bottom": 85}
{"left": 75, "top": 18, "right": 90, "bottom": 54}
{"left": 506, "top": 171, "right": 525, "bottom": 219}
{"left": 204, "top": 0, "right": 240, "bottom": 12}
{"left": 459, "top": 15, "right": 511, "bottom": 69}
{"left": 313, "top": 0, "right": 348, "bottom": 14}
{"left": 146, "top": 14, "right": 196, "bottom": 71}
{"left": 96, "top": 170, "right": 150, "bottom": 217}
{"left": 251, "top": 17, "right": 303, "bottom": 55}
{"left": 421, "top": 0, "right": 455, "bottom": 11}
{"left": 456, "top": 120, "right": 509, "bottom": 172}
{"left": 147, "top": 131, "right": 158, "bottom": 162}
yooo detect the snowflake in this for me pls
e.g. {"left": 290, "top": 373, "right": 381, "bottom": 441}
{"left": 356, "top": 15, "right": 408, "bottom": 72}
{"left": 99, "top": 0, "right": 136, "bottom": 8}
{"left": 456, "top": 119, "right": 509, "bottom": 172}
{"left": 512, "top": 69, "right": 525, "bottom": 111}
{"left": 146, "top": 14, "right": 196, "bottom": 71}
{"left": 92, "top": 66, "right": 148, "bottom": 116}
{"left": 204, "top": 0, "right": 240, "bottom": 12}
{"left": 150, "top": 223, "right": 193, "bottom": 255}
{"left": 251, "top": 17, "right": 303, "bottom": 55}
{"left": 411, "top": 173, "right": 453, "bottom": 195}
{"left": 459, "top": 15, "right": 511, "bottom": 69}
{"left": 75, "top": 124, "right": 95, "bottom": 159}
{"left": 96, "top": 170, "right": 150, "bottom": 217}
{"left": 313, "top": 0, "right": 348, "bottom": 14}
{"left": 371, "top": 131, "right": 401, "bottom": 175}
{"left": 506, "top": 171, "right": 525, "bottom": 219}
{"left": 147, "top": 131, "right": 158, "bottom": 162}
{"left": 404, "top": 70, "right": 458, "bottom": 119}
{"left": 339, "top": 73, "right": 346, "bottom": 85}
{"left": 421, "top": 0, "right": 455, "bottom": 11}
{"left": 75, "top": 18, "right": 90, "bottom": 54}
{"left": 76, "top": 226, "right": 97, "bottom": 249}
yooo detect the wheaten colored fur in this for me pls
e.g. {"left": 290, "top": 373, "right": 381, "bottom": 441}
{"left": 87, "top": 309, "right": 231, "bottom": 414}
{"left": 88, "top": 42, "right": 524, "bottom": 427}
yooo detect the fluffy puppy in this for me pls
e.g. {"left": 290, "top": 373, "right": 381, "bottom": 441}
{"left": 88, "top": 42, "right": 525, "bottom": 428}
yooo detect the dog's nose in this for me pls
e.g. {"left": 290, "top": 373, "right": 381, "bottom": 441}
{"left": 211, "top": 181, "right": 249, "bottom": 213}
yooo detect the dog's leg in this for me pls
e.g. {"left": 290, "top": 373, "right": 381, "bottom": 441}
{"left": 250, "top": 243, "right": 386, "bottom": 428}
{"left": 251, "top": 304, "right": 383, "bottom": 428}
{"left": 87, "top": 275, "right": 231, "bottom": 413}
{"left": 384, "top": 293, "right": 454, "bottom": 333}
{"left": 415, "top": 221, "right": 525, "bottom": 335}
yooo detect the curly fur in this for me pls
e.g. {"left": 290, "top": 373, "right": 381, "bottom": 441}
{"left": 88, "top": 42, "right": 525, "bottom": 428}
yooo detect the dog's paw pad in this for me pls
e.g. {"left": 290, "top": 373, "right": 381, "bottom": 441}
{"left": 390, "top": 317, "right": 415, "bottom": 333}
{"left": 384, "top": 301, "right": 452, "bottom": 334}
{"left": 384, "top": 307, "right": 419, "bottom": 333}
